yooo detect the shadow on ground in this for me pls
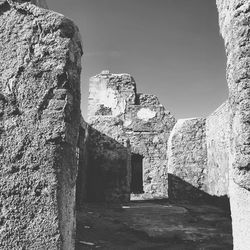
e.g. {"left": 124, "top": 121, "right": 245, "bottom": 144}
{"left": 76, "top": 198, "right": 232, "bottom": 250}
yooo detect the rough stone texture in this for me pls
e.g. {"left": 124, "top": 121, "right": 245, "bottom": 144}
{"left": 123, "top": 105, "right": 176, "bottom": 199}
{"left": 0, "top": 1, "right": 82, "bottom": 249}
{"left": 88, "top": 71, "right": 176, "bottom": 200}
{"left": 88, "top": 70, "right": 136, "bottom": 118}
{"left": 217, "top": 1, "right": 250, "bottom": 249}
{"left": 137, "top": 93, "right": 160, "bottom": 106}
{"left": 206, "top": 101, "right": 230, "bottom": 196}
{"left": 217, "top": 0, "right": 250, "bottom": 248}
{"left": 167, "top": 118, "right": 207, "bottom": 200}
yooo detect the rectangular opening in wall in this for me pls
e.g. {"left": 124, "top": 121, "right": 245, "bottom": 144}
{"left": 131, "top": 153, "right": 144, "bottom": 194}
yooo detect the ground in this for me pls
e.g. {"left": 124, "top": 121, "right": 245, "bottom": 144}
{"left": 76, "top": 200, "right": 232, "bottom": 250}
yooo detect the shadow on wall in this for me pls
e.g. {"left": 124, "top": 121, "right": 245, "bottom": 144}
{"left": 168, "top": 174, "right": 230, "bottom": 212}
{"left": 86, "top": 126, "right": 131, "bottom": 203}
{"left": 76, "top": 125, "right": 88, "bottom": 208}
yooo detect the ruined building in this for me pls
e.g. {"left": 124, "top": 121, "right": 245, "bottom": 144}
{"left": 86, "top": 70, "right": 176, "bottom": 201}
{"left": 83, "top": 71, "right": 230, "bottom": 204}
{"left": 0, "top": 0, "right": 250, "bottom": 249}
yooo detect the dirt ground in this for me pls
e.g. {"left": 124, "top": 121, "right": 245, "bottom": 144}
{"left": 76, "top": 200, "right": 232, "bottom": 250}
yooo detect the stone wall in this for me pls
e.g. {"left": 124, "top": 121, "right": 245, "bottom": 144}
{"left": 1, "top": 0, "right": 246, "bottom": 248}
{"left": 87, "top": 71, "right": 232, "bottom": 203}
{"left": 87, "top": 71, "right": 176, "bottom": 200}
{"left": 124, "top": 104, "right": 176, "bottom": 199}
{"left": 206, "top": 101, "right": 230, "bottom": 196}
{"left": 167, "top": 118, "right": 208, "bottom": 200}
{"left": 167, "top": 103, "right": 231, "bottom": 201}
{"left": 217, "top": 1, "right": 250, "bottom": 249}
{"left": 0, "top": 1, "right": 82, "bottom": 249}
{"left": 76, "top": 116, "right": 88, "bottom": 208}
{"left": 88, "top": 71, "right": 136, "bottom": 118}
{"left": 86, "top": 117, "right": 131, "bottom": 202}
{"left": 87, "top": 72, "right": 133, "bottom": 202}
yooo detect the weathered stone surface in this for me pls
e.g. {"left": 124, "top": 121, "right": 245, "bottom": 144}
{"left": 206, "top": 101, "right": 230, "bottom": 196}
{"left": 137, "top": 93, "right": 160, "bottom": 106}
{"left": 167, "top": 118, "right": 207, "bottom": 200}
{"left": 217, "top": 0, "right": 250, "bottom": 249}
{"left": 88, "top": 71, "right": 176, "bottom": 200}
{"left": 124, "top": 105, "right": 175, "bottom": 199}
{"left": 0, "top": 2, "right": 82, "bottom": 249}
{"left": 124, "top": 105, "right": 173, "bottom": 133}
{"left": 88, "top": 71, "right": 136, "bottom": 118}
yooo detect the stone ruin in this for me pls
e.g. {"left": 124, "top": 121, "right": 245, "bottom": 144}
{"left": 0, "top": 0, "right": 250, "bottom": 249}
{"left": 81, "top": 71, "right": 230, "bottom": 204}
{"left": 86, "top": 70, "right": 176, "bottom": 201}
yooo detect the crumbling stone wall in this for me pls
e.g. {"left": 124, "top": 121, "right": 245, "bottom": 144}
{"left": 87, "top": 73, "right": 133, "bottom": 202}
{"left": 88, "top": 70, "right": 136, "bottom": 118}
{"left": 217, "top": 1, "right": 250, "bottom": 249}
{"left": 87, "top": 71, "right": 232, "bottom": 203}
{"left": 0, "top": 1, "right": 82, "bottom": 249}
{"left": 87, "top": 71, "right": 176, "bottom": 200}
{"left": 206, "top": 101, "right": 230, "bottom": 196}
{"left": 167, "top": 118, "right": 207, "bottom": 200}
{"left": 123, "top": 100, "right": 176, "bottom": 199}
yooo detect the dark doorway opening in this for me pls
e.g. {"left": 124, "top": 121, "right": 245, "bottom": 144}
{"left": 131, "top": 154, "right": 143, "bottom": 194}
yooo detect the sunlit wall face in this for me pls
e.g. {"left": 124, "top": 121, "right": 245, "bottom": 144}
{"left": 48, "top": 0, "right": 228, "bottom": 120}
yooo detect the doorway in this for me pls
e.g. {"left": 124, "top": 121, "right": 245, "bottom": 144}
{"left": 131, "top": 154, "right": 143, "bottom": 194}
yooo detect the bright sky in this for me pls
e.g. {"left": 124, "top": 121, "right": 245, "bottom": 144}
{"left": 49, "top": 0, "right": 228, "bottom": 119}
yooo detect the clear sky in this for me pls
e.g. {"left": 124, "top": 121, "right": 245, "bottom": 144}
{"left": 48, "top": 0, "right": 228, "bottom": 119}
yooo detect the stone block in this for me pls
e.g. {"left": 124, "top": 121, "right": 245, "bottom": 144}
{"left": 167, "top": 118, "right": 207, "bottom": 200}
{"left": 0, "top": 1, "right": 82, "bottom": 249}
